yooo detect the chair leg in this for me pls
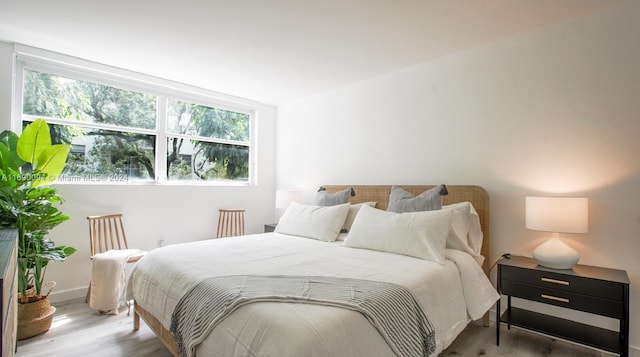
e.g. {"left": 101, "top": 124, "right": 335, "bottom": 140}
{"left": 85, "top": 281, "right": 91, "bottom": 303}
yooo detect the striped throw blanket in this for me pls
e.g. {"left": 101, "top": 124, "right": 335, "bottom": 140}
{"left": 170, "top": 275, "right": 435, "bottom": 357}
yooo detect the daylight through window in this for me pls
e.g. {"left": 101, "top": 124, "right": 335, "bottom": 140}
{"left": 16, "top": 59, "right": 254, "bottom": 185}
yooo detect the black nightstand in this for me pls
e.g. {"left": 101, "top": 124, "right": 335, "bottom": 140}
{"left": 264, "top": 223, "right": 277, "bottom": 233}
{"left": 497, "top": 255, "right": 629, "bottom": 356}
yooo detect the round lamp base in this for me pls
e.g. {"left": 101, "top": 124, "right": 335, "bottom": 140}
{"left": 532, "top": 237, "right": 579, "bottom": 270}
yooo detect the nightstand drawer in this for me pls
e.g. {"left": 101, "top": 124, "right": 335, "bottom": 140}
{"left": 501, "top": 280, "right": 624, "bottom": 319}
{"left": 501, "top": 265, "right": 624, "bottom": 302}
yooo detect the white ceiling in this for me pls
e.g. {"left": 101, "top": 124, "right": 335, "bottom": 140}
{"left": 0, "top": 0, "right": 624, "bottom": 106}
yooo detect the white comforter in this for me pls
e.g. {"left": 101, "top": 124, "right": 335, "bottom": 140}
{"left": 129, "top": 233, "right": 498, "bottom": 356}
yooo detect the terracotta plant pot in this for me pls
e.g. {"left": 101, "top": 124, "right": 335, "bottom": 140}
{"left": 17, "top": 296, "right": 56, "bottom": 340}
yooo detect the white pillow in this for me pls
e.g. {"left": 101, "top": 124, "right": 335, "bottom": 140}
{"left": 337, "top": 202, "right": 377, "bottom": 240}
{"left": 275, "top": 202, "right": 349, "bottom": 242}
{"left": 344, "top": 205, "right": 453, "bottom": 264}
{"left": 443, "top": 202, "right": 483, "bottom": 257}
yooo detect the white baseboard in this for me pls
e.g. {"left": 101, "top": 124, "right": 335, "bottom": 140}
{"left": 48, "top": 286, "right": 87, "bottom": 304}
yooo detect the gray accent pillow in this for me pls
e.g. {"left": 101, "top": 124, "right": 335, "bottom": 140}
{"left": 315, "top": 187, "right": 354, "bottom": 206}
{"left": 387, "top": 185, "right": 447, "bottom": 213}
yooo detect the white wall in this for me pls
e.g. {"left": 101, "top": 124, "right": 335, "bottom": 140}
{"left": 277, "top": 1, "right": 640, "bottom": 352}
{"left": 0, "top": 41, "right": 278, "bottom": 302}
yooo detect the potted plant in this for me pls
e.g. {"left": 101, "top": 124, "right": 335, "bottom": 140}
{"left": 0, "top": 119, "right": 76, "bottom": 340}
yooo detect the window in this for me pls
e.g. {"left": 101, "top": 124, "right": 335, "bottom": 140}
{"left": 15, "top": 53, "right": 255, "bottom": 185}
{"left": 165, "top": 99, "right": 250, "bottom": 182}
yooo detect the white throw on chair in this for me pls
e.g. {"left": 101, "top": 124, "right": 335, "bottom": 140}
{"left": 86, "top": 214, "right": 146, "bottom": 314}
{"left": 216, "top": 209, "right": 245, "bottom": 238}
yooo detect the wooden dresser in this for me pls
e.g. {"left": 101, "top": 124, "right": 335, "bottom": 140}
{"left": 0, "top": 229, "right": 17, "bottom": 357}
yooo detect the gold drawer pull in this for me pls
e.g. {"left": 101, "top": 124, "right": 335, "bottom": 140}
{"left": 541, "top": 277, "right": 569, "bottom": 286}
{"left": 541, "top": 294, "right": 569, "bottom": 303}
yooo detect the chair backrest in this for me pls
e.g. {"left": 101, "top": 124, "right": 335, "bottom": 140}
{"left": 216, "top": 209, "right": 245, "bottom": 238}
{"left": 87, "top": 214, "right": 130, "bottom": 256}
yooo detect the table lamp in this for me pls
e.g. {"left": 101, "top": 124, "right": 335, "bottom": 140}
{"left": 525, "top": 196, "right": 588, "bottom": 269}
{"left": 275, "top": 190, "right": 304, "bottom": 221}
{"left": 276, "top": 190, "right": 303, "bottom": 210}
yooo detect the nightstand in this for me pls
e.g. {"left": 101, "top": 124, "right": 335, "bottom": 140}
{"left": 264, "top": 223, "right": 277, "bottom": 233}
{"left": 497, "top": 255, "right": 629, "bottom": 356}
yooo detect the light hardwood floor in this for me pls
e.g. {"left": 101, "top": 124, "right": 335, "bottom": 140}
{"left": 16, "top": 298, "right": 612, "bottom": 357}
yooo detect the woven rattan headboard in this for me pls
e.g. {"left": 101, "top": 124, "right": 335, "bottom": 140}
{"left": 321, "top": 185, "right": 491, "bottom": 273}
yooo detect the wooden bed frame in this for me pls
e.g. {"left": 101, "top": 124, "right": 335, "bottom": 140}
{"left": 133, "top": 184, "right": 491, "bottom": 356}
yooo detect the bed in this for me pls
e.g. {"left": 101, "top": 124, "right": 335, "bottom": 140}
{"left": 130, "top": 185, "right": 498, "bottom": 357}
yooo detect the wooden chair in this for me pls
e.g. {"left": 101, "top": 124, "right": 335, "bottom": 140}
{"left": 216, "top": 209, "right": 245, "bottom": 238}
{"left": 86, "top": 213, "right": 145, "bottom": 305}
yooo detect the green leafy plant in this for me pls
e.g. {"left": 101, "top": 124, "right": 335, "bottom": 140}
{"left": 0, "top": 119, "right": 76, "bottom": 303}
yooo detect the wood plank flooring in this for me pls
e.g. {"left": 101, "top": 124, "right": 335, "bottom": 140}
{"left": 16, "top": 299, "right": 172, "bottom": 357}
{"left": 441, "top": 321, "right": 611, "bottom": 357}
{"left": 15, "top": 298, "right": 613, "bottom": 357}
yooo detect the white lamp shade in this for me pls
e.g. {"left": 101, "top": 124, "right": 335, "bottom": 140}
{"left": 275, "top": 190, "right": 303, "bottom": 209}
{"left": 525, "top": 197, "right": 588, "bottom": 233}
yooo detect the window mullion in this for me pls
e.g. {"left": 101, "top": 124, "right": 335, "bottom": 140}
{"left": 21, "top": 114, "right": 157, "bottom": 136}
{"left": 13, "top": 61, "right": 26, "bottom": 133}
{"left": 167, "top": 132, "right": 249, "bottom": 147}
{"left": 156, "top": 97, "right": 168, "bottom": 183}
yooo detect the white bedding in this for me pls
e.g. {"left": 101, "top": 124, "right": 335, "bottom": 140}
{"left": 129, "top": 232, "right": 498, "bottom": 357}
